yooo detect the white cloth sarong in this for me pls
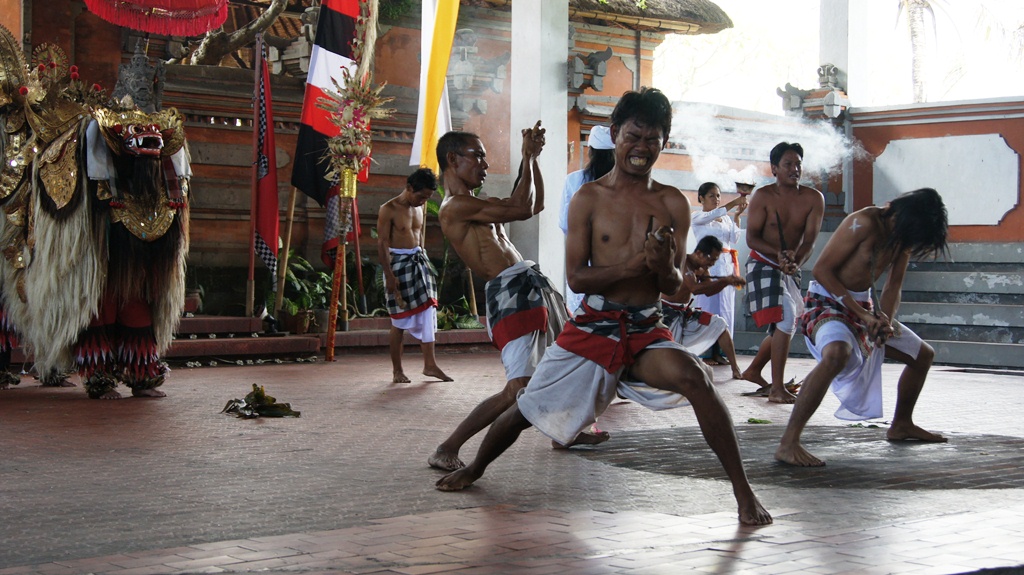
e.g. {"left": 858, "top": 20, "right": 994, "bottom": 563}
{"left": 666, "top": 308, "right": 727, "bottom": 356}
{"left": 804, "top": 281, "right": 923, "bottom": 420}
{"left": 517, "top": 342, "right": 692, "bottom": 447}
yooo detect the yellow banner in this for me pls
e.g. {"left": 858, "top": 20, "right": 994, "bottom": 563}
{"left": 419, "top": 0, "right": 459, "bottom": 171}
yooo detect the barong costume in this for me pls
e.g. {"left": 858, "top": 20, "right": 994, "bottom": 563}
{"left": 517, "top": 295, "right": 693, "bottom": 446}
{"left": 0, "top": 38, "right": 189, "bottom": 397}
{"left": 745, "top": 250, "right": 804, "bottom": 334}
{"left": 661, "top": 299, "right": 727, "bottom": 356}
{"left": 801, "top": 280, "right": 923, "bottom": 420}
{"left": 384, "top": 247, "right": 438, "bottom": 343}
{"left": 484, "top": 261, "right": 568, "bottom": 380}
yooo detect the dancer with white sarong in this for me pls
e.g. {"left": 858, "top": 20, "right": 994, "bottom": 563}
{"left": 377, "top": 168, "right": 452, "bottom": 384}
{"left": 661, "top": 235, "right": 745, "bottom": 379}
{"left": 435, "top": 88, "right": 772, "bottom": 526}
{"left": 691, "top": 181, "right": 746, "bottom": 364}
{"left": 428, "top": 122, "right": 593, "bottom": 472}
{"left": 775, "top": 188, "right": 950, "bottom": 467}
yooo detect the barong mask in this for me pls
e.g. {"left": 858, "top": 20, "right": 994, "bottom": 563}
{"left": 94, "top": 106, "right": 185, "bottom": 158}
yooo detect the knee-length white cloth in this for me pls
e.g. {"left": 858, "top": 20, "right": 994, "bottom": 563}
{"left": 691, "top": 207, "right": 742, "bottom": 335}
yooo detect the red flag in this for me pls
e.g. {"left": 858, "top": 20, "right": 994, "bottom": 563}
{"left": 292, "top": 0, "right": 367, "bottom": 267}
{"left": 254, "top": 39, "right": 279, "bottom": 288}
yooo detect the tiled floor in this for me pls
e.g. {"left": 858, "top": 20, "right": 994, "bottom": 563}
{"left": 1, "top": 351, "right": 1023, "bottom": 574}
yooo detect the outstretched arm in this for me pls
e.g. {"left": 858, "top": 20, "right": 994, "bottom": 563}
{"left": 691, "top": 274, "right": 743, "bottom": 297}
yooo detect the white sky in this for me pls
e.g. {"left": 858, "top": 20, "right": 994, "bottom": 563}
{"left": 654, "top": 0, "right": 1024, "bottom": 114}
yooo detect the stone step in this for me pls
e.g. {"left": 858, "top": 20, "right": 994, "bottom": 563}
{"left": 900, "top": 269, "right": 1024, "bottom": 295}
{"left": 177, "top": 315, "right": 263, "bottom": 335}
{"left": 166, "top": 333, "right": 320, "bottom": 359}
{"left": 318, "top": 327, "right": 493, "bottom": 353}
{"left": 897, "top": 302, "right": 1024, "bottom": 328}
{"left": 903, "top": 323, "right": 1024, "bottom": 345}
{"left": 733, "top": 330, "right": 1024, "bottom": 369}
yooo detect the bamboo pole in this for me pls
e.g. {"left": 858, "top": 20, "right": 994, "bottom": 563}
{"left": 274, "top": 186, "right": 298, "bottom": 317}
{"left": 464, "top": 268, "right": 478, "bottom": 317}
{"left": 326, "top": 239, "right": 346, "bottom": 362}
{"left": 326, "top": 169, "right": 357, "bottom": 361}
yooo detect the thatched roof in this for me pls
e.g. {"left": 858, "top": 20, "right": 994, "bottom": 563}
{"left": 568, "top": 0, "right": 733, "bottom": 34}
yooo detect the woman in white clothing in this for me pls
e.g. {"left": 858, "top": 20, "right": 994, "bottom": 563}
{"left": 691, "top": 181, "right": 747, "bottom": 364}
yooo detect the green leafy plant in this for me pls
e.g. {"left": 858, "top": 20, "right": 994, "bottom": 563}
{"left": 437, "top": 297, "right": 484, "bottom": 331}
{"left": 379, "top": 0, "right": 415, "bottom": 22}
{"left": 271, "top": 249, "right": 333, "bottom": 316}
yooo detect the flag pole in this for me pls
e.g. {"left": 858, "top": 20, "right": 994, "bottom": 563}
{"left": 246, "top": 33, "right": 264, "bottom": 318}
{"left": 326, "top": 171, "right": 356, "bottom": 361}
{"left": 351, "top": 202, "right": 366, "bottom": 314}
{"left": 274, "top": 186, "right": 298, "bottom": 317}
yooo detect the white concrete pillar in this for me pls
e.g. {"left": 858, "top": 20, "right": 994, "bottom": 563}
{"left": 509, "top": 0, "right": 568, "bottom": 288}
{"left": 819, "top": 0, "right": 859, "bottom": 212}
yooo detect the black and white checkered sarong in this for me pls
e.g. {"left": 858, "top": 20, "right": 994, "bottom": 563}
{"left": 385, "top": 248, "right": 437, "bottom": 318}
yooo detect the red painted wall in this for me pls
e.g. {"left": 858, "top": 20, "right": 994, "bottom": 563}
{"left": 851, "top": 100, "right": 1024, "bottom": 243}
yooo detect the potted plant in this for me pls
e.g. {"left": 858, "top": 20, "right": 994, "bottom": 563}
{"left": 272, "top": 250, "right": 332, "bottom": 335}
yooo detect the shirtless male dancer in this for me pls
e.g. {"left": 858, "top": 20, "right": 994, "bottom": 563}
{"left": 428, "top": 122, "right": 599, "bottom": 471}
{"left": 435, "top": 88, "right": 772, "bottom": 526}
{"left": 775, "top": 188, "right": 949, "bottom": 466}
{"left": 741, "top": 142, "right": 824, "bottom": 403}
{"left": 662, "top": 235, "right": 746, "bottom": 380}
{"left": 377, "top": 167, "right": 452, "bottom": 384}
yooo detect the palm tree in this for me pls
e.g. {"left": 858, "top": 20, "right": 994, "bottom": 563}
{"left": 897, "top": 0, "right": 941, "bottom": 103}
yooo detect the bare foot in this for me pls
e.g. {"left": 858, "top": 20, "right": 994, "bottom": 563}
{"left": 96, "top": 389, "right": 124, "bottom": 400}
{"left": 730, "top": 368, "right": 743, "bottom": 380}
{"left": 703, "top": 358, "right": 721, "bottom": 366}
{"left": 428, "top": 447, "right": 464, "bottom": 471}
{"left": 423, "top": 367, "right": 453, "bottom": 382}
{"left": 43, "top": 376, "right": 77, "bottom": 387}
{"left": 552, "top": 430, "right": 611, "bottom": 449}
{"left": 712, "top": 355, "right": 730, "bottom": 365}
{"left": 392, "top": 371, "right": 411, "bottom": 383}
{"left": 436, "top": 466, "right": 482, "bottom": 491}
{"left": 775, "top": 442, "right": 825, "bottom": 466}
{"left": 887, "top": 422, "right": 947, "bottom": 442}
{"left": 131, "top": 388, "right": 166, "bottom": 398}
{"left": 768, "top": 386, "right": 797, "bottom": 404}
{"left": 740, "top": 369, "right": 770, "bottom": 389}
{"left": 737, "top": 494, "right": 773, "bottom": 525}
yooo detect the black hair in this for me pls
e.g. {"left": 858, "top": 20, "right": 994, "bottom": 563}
{"left": 436, "top": 131, "right": 479, "bottom": 173}
{"left": 609, "top": 87, "right": 673, "bottom": 146}
{"left": 881, "top": 187, "right": 949, "bottom": 260}
{"left": 769, "top": 142, "right": 804, "bottom": 166}
{"left": 697, "top": 182, "right": 720, "bottom": 200}
{"left": 695, "top": 235, "right": 723, "bottom": 255}
{"left": 584, "top": 148, "right": 615, "bottom": 181}
{"left": 407, "top": 167, "right": 437, "bottom": 192}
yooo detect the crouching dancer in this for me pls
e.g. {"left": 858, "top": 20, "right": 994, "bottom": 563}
{"left": 775, "top": 188, "right": 949, "bottom": 467}
{"left": 436, "top": 88, "right": 771, "bottom": 526}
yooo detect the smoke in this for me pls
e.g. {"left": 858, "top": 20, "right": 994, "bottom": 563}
{"left": 667, "top": 102, "right": 867, "bottom": 192}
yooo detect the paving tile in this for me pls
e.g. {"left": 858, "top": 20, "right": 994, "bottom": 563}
{"left": 4, "top": 355, "right": 1024, "bottom": 575}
